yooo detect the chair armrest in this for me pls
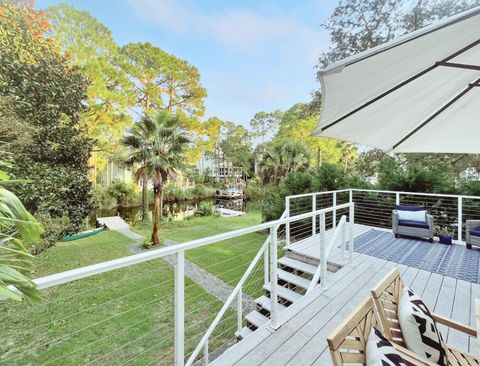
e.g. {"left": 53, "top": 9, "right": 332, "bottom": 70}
{"left": 392, "top": 211, "right": 399, "bottom": 233}
{"left": 433, "top": 313, "right": 477, "bottom": 337}
{"left": 427, "top": 214, "right": 434, "bottom": 237}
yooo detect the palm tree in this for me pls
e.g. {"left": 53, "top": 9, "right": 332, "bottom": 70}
{"left": 258, "top": 140, "right": 311, "bottom": 184}
{"left": 123, "top": 117, "right": 157, "bottom": 222}
{"left": 0, "top": 161, "right": 42, "bottom": 304}
{"left": 143, "top": 111, "right": 190, "bottom": 245}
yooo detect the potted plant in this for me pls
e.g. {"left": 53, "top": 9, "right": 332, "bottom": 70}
{"left": 438, "top": 227, "right": 453, "bottom": 245}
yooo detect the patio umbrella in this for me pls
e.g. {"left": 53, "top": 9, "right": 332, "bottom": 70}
{"left": 312, "top": 6, "right": 480, "bottom": 154}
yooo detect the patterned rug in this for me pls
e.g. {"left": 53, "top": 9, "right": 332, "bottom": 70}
{"left": 351, "top": 229, "right": 480, "bottom": 284}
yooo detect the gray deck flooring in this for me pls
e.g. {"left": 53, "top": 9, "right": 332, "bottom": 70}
{"left": 211, "top": 225, "right": 479, "bottom": 366}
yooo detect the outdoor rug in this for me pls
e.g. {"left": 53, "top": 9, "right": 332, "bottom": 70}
{"left": 351, "top": 229, "right": 480, "bottom": 284}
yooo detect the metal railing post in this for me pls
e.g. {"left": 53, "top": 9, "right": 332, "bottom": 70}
{"left": 349, "top": 189, "right": 353, "bottom": 203}
{"left": 349, "top": 204, "right": 355, "bottom": 266}
{"left": 174, "top": 250, "right": 185, "bottom": 366}
{"left": 264, "top": 244, "right": 269, "bottom": 287}
{"left": 458, "top": 197, "right": 463, "bottom": 242}
{"left": 396, "top": 192, "right": 400, "bottom": 205}
{"left": 237, "top": 287, "right": 243, "bottom": 333}
{"left": 342, "top": 216, "right": 347, "bottom": 259}
{"left": 270, "top": 225, "right": 279, "bottom": 329}
{"left": 285, "top": 197, "right": 290, "bottom": 248}
{"left": 312, "top": 194, "right": 317, "bottom": 236}
{"left": 320, "top": 212, "right": 327, "bottom": 289}
{"left": 332, "top": 192, "right": 337, "bottom": 228}
{"left": 203, "top": 341, "right": 209, "bottom": 366}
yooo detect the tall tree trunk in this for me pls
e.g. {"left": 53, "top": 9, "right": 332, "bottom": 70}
{"left": 160, "top": 185, "right": 164, "bottom": 219}
{"left": 151, "top": 184, "right": 161, "bottom": 245}
{"left": 141, "top": 174, "right": 149, "bottom": 222}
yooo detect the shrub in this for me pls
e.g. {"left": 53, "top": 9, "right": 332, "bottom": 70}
{"left": 92, "top": 186, "right": 117, "bottom": 209}
{"left": 195, "top": 201, "right": 218, "bottom": 217}
{"left": 107, "top": 181, "right": 139, "bottom": 205}
{"left": 32, "top": 210, "right": 70, "bottom": 254}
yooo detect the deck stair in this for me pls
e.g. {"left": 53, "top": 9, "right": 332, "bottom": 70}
{"left": 238, "top": 251, "right": 322, "bottom": 339}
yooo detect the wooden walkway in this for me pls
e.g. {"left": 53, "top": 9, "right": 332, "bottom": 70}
{"left": 212, "top": 228, "right": 479, "bottom": 365}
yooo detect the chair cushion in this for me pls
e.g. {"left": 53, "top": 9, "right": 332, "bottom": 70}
{"left": 397, "top": 210, "right": 427, "bottom": 223}
{"left": 398, "top": 220, "right": 429, "bottom": 229}
{"left": 366, "top": 328, "right": 407, "bottom": 366}
{"left": 398, "top": 287, "right": 448, "bottom": 366}
{"left": 395, "top": 205, "right": 425, "bottom": 212}
{"left": 470, "top": 227, "right": 480, "bottom": 237}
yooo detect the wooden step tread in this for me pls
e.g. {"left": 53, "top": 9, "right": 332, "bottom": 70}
{"left": 236, "top": 327, "right": 253, "bottom": 340}
{"left": 255, "top": 295, "right": 287, "bottom": 313}
{"left": 263, "top": 283, "right": 303, "bottom": 303}
{"left": 277, "top": 269, "right": 311, "bottom": 289}
{"left": 278, "top": 256, "right": 317, "bottom": 275}
{"left": 246, "top": 310, "right": 269, "bottom": 328}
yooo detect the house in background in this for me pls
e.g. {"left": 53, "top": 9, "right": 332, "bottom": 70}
{"left": 197, "top": 151, "right": 243, "bottom": 182}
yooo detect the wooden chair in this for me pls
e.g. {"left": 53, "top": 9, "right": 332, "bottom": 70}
{"left": 371, "top": 268, "right": 480, "bottom": 366}
{"left": 327, "top": 297, "right": 434, "bottom": 366}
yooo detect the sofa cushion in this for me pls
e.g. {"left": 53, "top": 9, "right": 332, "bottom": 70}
{"left": 470, "top": 227, "right": 480, "bottom": 237}
{"left": 398, "top": 288, "right": 448, "bottom": 365}
{"left": 398, "top": 220, "right": 429, "bottom": 229}
{"left": 397, "top": 210, "right": 427, "bottom": 223}
{"left": 395, "top": 205, "right": 425, "bottom": 212}
{"left": 366, "top": 327, "right": 407, "bottom": 366}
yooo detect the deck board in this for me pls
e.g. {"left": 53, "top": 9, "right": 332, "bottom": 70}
{"left": 211, "top": 227, "right": 479, "bottom": 366}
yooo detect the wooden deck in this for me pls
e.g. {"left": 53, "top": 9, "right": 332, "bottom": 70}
{"left": 212, "top": 225, "right": 479, "bottom": 366}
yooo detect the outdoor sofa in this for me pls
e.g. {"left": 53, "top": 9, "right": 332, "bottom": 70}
{"left": 466, "top": 219, "right": 480, "bottom": 249}
{"left": 392, "top": 205, "right": 434, "bottom": 242}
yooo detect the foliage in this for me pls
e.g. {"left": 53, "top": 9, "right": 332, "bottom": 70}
{"left": 195, "top": 201, "right": 217, "bottom": 217}
{"left": 0, "top": 161, "right": 42, "bottom": 304}
{"left": 0, "top": 1, "right": 93, "bottom": 236}
{"left": 92, "top": 186, "right": 117, "bottom": 210}
{"left": 218, "top": 121, "right": 253, "bottom": 173}
{"left": 258, "top": 140, "right": 311, "bottom": 184}
{"left": 32, "top": 209, "right": 69, "bottom": 255}
{"left": 46, "top": 3, "right": 134, "bottom": 173}
{"left": 107, "top": 181, "right": 139, "bottom": 206}
{"left": 377, "top": 159, "right": 455, "bottom": 193}
{"left": 276, "top": 103, "right": 355, "bottom": 167}
{"left": 249, "top": 110, "right": 283, "bottom": 143}
{"left": 120, "top": 42, "right": 207, "bottom": 117}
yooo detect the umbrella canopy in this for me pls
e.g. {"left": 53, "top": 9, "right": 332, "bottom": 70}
{"left": 312, "top": 6, "right": 480, "bottom": 154}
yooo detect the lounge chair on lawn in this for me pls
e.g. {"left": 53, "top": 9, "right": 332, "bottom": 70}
{"left": 371, "top": 268, "right": 479, "bottom": 366}
{"left": 327, "top": 297, "right": 434, "bottom": 366}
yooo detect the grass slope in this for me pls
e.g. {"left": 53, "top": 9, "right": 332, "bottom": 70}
{"left": 0, "top": 231, "right": 234, "bottom": 365}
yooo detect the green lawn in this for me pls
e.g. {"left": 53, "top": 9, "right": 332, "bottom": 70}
{"left": 132, "top": 212, "right": 268, "bottom": 296}
{"left": 0, "top": 231, "right": 236, "bottom": 365}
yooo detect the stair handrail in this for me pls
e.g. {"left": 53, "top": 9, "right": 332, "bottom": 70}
{"left": 185, "top": 235, "right": 270, "bottom": 366}
{"left": 306, "top": 213, "right": 348, "bottom": 294}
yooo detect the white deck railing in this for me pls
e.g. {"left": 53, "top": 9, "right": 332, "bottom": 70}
{"left": 285, "top": 188, "right": 480, "bottom": 243}
{"left": 3, "top": 203, "right": 351, "bottom": 366}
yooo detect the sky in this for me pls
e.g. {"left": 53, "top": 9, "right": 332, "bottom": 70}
{"left": 36, "top": 0, "right": 335, "bottom": 128}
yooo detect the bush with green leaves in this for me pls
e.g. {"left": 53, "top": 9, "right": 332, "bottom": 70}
{"left": 107, "top": 181, "right": 139, "bottom": 206}
{"left": 1, "top": 2, "right": 94, "bottom": 237}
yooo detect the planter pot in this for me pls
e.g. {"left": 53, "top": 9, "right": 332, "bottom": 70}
{"left": 439, "top": 234, "right": 452, "bottom": 245}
